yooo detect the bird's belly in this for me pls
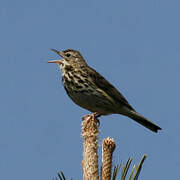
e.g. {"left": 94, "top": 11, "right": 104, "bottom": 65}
{"left": 65, "top": 86, "right": 116, "bottom": 115}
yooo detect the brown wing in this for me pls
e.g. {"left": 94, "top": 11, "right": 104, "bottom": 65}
{"left": 86, "top": 66, "right": 135, "bottom": 111}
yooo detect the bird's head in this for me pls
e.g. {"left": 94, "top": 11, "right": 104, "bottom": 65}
{"left": 48, "top": 49, "right": 87, "bottom": 73}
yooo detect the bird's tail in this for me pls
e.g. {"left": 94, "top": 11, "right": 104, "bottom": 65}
{"left": 126, "top": 110, "right": 161, "bottom": 133}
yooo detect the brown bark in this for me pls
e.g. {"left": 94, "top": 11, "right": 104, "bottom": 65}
{"left": 81, "top": 114, "right": 99, "bottom": 180}
{"left": 101, "top": 137, "right": 116, "bottom": 180}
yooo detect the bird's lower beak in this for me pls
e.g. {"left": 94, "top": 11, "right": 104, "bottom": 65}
{"left": 48, "top": 60, "right": 63, "bottom": 65}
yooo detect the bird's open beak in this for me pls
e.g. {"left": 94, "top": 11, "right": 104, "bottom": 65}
{"left": 48, "top": 49, "right": 64, "bottom": 64}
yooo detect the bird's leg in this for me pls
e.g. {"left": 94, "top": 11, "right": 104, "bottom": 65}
{"left": 82, "top": 112, "right": 101, "bottom": 120}
{"left": 92, "top": 112, "right": 101, "bottom": 118}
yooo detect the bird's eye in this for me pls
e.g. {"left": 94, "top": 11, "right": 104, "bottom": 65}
{"left": 66, "top": 53, "right": 71, "bottom": 57}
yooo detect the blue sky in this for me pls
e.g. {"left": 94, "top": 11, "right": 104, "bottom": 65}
{"left": 0, "top": 0, "right": 179, "bottom": 179}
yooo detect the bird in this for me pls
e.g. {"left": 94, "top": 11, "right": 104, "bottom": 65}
{"left": 48, "top": 49, "right": 161, "bottom": 133}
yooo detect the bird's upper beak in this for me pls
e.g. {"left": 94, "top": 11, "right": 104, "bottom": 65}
{"left": 48, "top": 49, "right": 64, "bottom": 65}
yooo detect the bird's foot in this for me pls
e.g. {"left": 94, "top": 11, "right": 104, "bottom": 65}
{"left": 82, "top": 112, "right": 100, "bottom": 126}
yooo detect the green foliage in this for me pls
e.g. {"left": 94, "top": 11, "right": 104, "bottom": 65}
{"left": 54, "top": 155, "right": 146, "bottom": 180}
{"left": 112, "top": 155, "right": 147, "bottom": 180}
{"left": 53, "top": 171, "right": 73, "bottom": 180}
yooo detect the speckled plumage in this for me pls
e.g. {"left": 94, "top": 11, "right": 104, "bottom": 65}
{"left": 48, "top": 49, "right": 161, "bottom": 133}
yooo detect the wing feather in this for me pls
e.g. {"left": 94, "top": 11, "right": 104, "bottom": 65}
{"left": 86, "top": 66, "right": 134, "bottom": 111}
